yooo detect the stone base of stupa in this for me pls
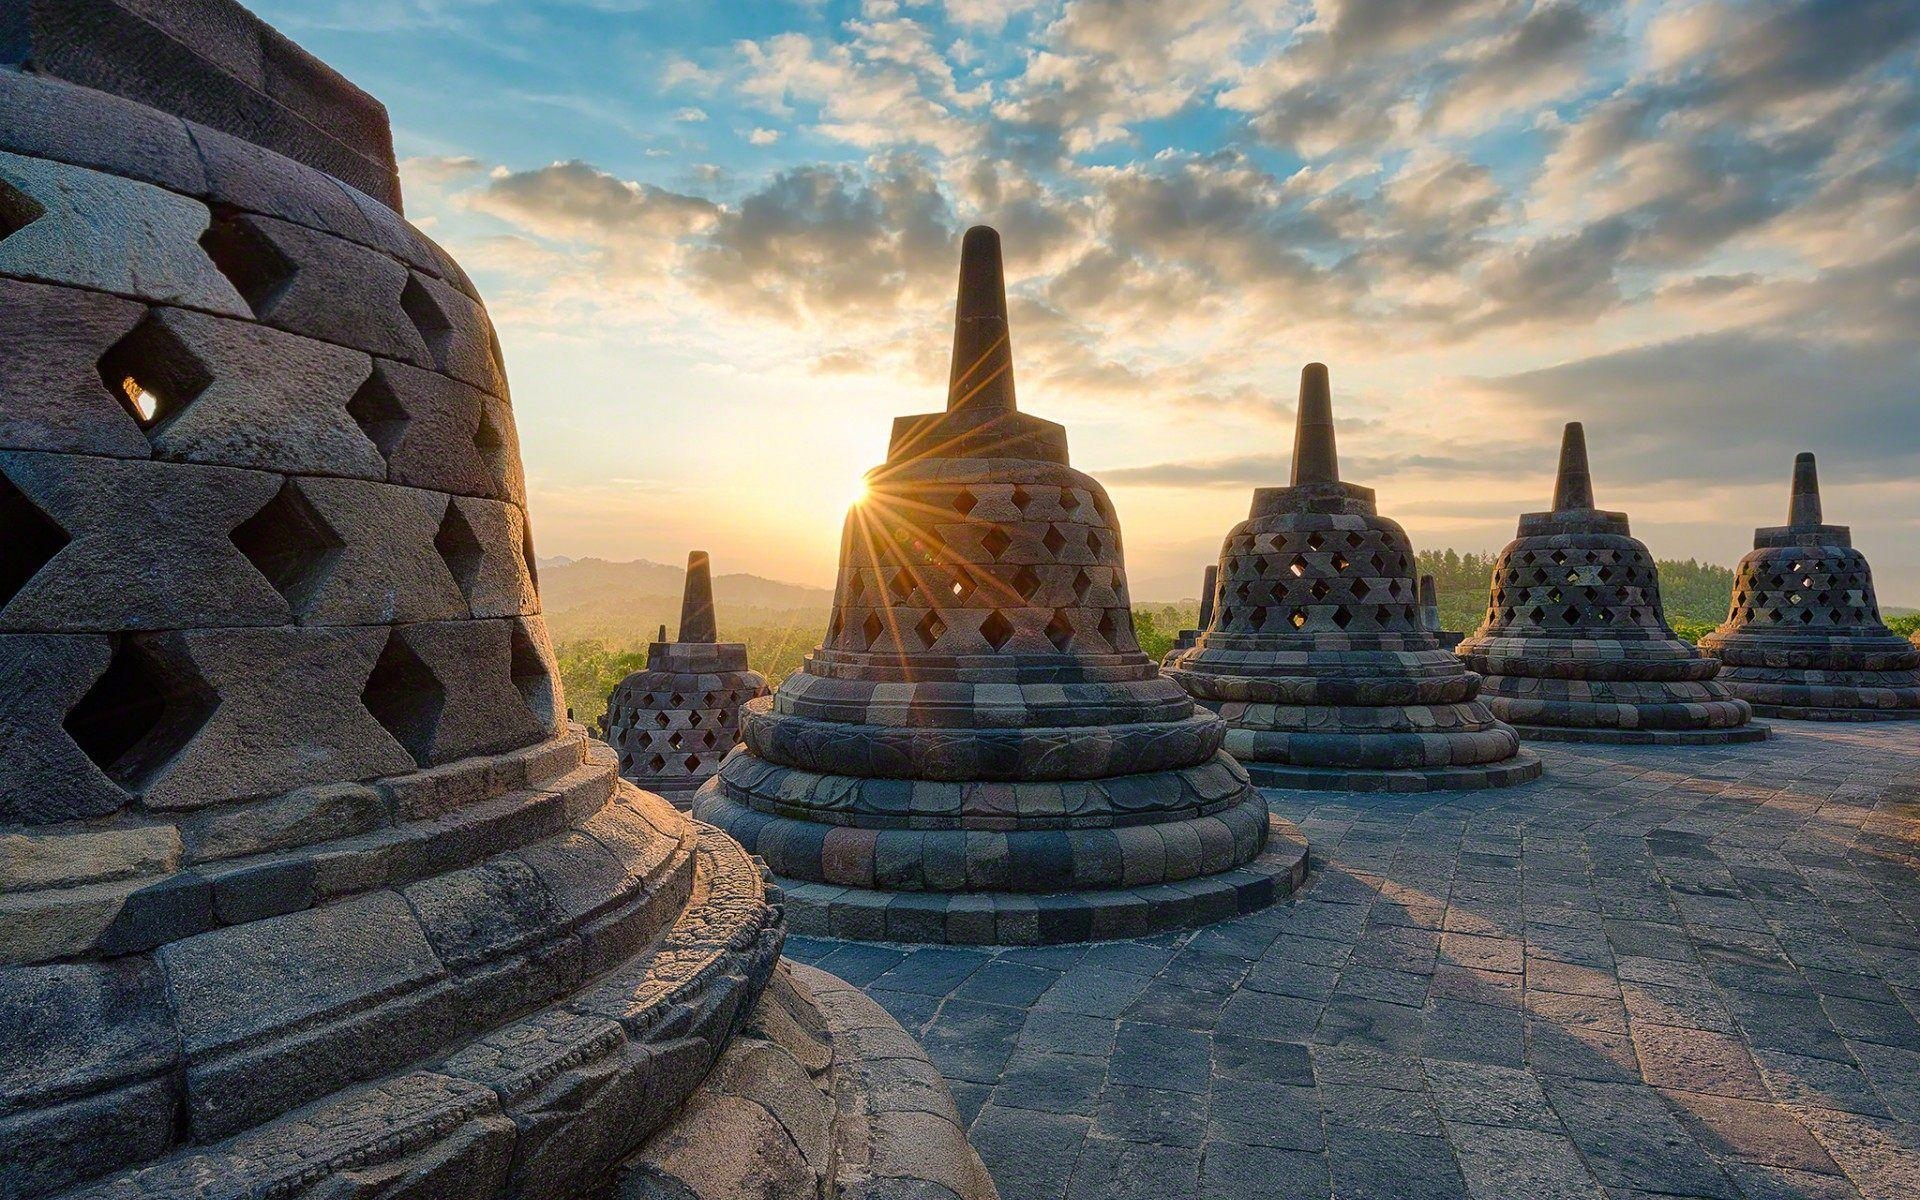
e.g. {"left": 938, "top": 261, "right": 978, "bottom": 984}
{"left": 756, "top": 816, "right": 1309, "bottom": 945}
{"left": 617, "top": 961, "right": 997, "bottom": 1199}
{"left": 1502, "top": 721, "right": 1772, "bottom": 745}
{"left": 694, "top": 750, "right": 1308, "bottom": 944}
{"left": 1700, "top": 634, "right": 1920, "bottom": 723}
{"left": 1244, "top": 752, "right": 1542, "bottom": 793}
{"left": 1166, "top": 645, "right": 1542, "bottom": 793}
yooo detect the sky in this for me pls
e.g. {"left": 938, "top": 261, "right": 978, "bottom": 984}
{"left": 251, "top": 0, "right": 1920, "bottom": 601}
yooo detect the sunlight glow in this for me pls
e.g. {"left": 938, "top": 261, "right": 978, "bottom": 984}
{"left": 119, "top": 376, "right": 160, "bottom": 424}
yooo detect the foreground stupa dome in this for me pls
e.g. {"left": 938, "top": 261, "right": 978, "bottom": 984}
{"left": 0, "top": 7, "right": 991, "bottom": 1198}
{"left": 1162, "top": 366, "right": 1540, "bottom": 791}
{"left": 694, "top": 226, "right": 1308, "bottom": 944}
{"left": 1699, "top": 454, "right": 1920, "bottom": 720}
{"left": 1457, "top": 423, "right": 1766, "bottom": 743}
{"left": 600, "top": 551, "right": 771, "bottom": 803}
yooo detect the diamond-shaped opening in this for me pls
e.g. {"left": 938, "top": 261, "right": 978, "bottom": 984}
{"left": 1043, "top": 525, "right": 1067, "bottom": 556}
{"left": 97, "top": 313, "right": 212, "bottom": 432}
{"left": 684, "top": 754, "right": 702, "bottom": 772}
{"left": 703, "top": 730, "right": 718, "bottom": 748}
{"left": 689, "top": 709, "right": 705, "bottom": 727}
{"left": 669, "top": 731, "right": 684, "bottom": 749}
{"left": 847, "top": 574, "right": 866, "bottom": 602}
{"left": 62, "top": 636, "right": 215, "bottom": 791}
{"left": 1310, "top": 579, "right": 1330, "bottom": 600}
{"left": 1011, "top": 485, "right": 1032, "bottom": 511}
{"left": 1799, "top": 608, "right": 1814, "bottom": 624}
{"left": 888, "top": 566, "right": 915, "bottom": 603}
{"left": 1060, "top": 488, "right": 1080, "bottom": 512}
{"left": 0, "top": 469, "right": 69, "bottom": 611}
{"left": 1085, "top": 529, "right": 1101, "bottom": 555}
{"left": 654, "top": 711, "right": 670, "bottom": 728}
{"left": 915, "top": 609, "right": 946, "bottom": 649}
{"left": 1331, "top": 553, "right": 1350, "bottom": 573}
{"left": 474, "top": 404, "right": 510, "bottom": 481}
{"left": 231, "top": 479, "right": 343, "bottom": 616}
{"left": 434, "top": 500, "right": 485, "bottom": 602}
{"left": 199, "top": 213, "right": 297, "bottom": 315}
{"left": 1012, "top": 565, "right": 1042, "bottom": 599}
{"left": 1375, "top": 605, "right": 1392, "bottom": 624}
{"left": 1045, "top": 609, "right": 1074, "bottom": 651}
{"left": 982, "top": 527, "right": 1012, "bottom": 559}
{"left": 980, "top": 609, "right": 1014, "bottom": 650}
{"left": 1072, "top": 568, "right": 1094, "bottom": 602}
{"left": 0, "top": 177, "right": 46, "bottom": 243}
{"left": 650, "top": 754, "right": 667, "bottom": 773}
{"left": 1306, "top": 532, "right": 1324, "bottom": 551}
{"left": 401, "top": 273, "right": 454, "bottom": 366}
{"left": 1097, "top": 606, "right": 1124, "bottom": 649}
{"left": 1329, "top": 606, "right": 1351, "bottom": 629}
{"left": 861, "top": 611, "right": 884, "bottom": 646}
{"left": 1345, "top": 532, "right": 1364, "bottom": 548}
{"left": 511, "top": 621, "right": 558, "bottom": 727}
{"left": 347, "top": 367, "right": 409, "bottom": 461}
{"left": 952, "top": 488, "right": 977, "bottom": 516}
{"left": 1288, "top": 554, "right": 1308, "bottom": 577}
{"left": 950, "top": 568, "right": 977, "bottom": 602}
{"left": 361, "top": 632, "right": 445, "bottom": 766}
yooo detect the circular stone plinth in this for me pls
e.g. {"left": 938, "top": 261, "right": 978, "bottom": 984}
{"left": 771, "top": 814, "right": 1308, "bottom": 945}
{"left": 1744, "top": 704, "right": 1920, "bottom": 723}
{"left": 1508, "top": 722, "right": 1772, "bottom": 745}
{"left": 1244, "top": 750, "right": 1543, "bottom": 793}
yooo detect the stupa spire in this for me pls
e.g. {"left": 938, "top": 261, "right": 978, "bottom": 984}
{"left": 1290, "top": 363, "right": 1338, "bottom": 486}
{"left": 1197, "top": 564, "right": 1219, "bottom": 630}
{"left": 947, "top": 225, "right": 1016, "bottom": 414}
{"left": 1553, "top": 421, "right": 1595, "bottom": 511}
{"left": 678, "top": 550, "right": 717, "bottom": 643}
{"left": 1788, "top": 452, "right": 1822, "bottom": 528}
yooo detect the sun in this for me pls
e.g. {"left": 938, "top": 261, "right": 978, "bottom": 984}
{"left": 846, "top": 475, "right": 870, "bottom": 510}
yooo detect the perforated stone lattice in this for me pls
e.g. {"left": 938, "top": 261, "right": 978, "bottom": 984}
{"left": 824, "top": 479, "right": 1138, "bottom": 658}
{"left": 1212, "top": 526, "right": 1421, "bottom": 635}
{"left": 1726, "top": 552, "right": 1877, "bottom": 629}
{"left": 1483, "top": 544, "right": 1667, "bottom": 633}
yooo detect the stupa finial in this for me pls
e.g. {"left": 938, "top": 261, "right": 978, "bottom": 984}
{"left": 1290, "top": 363, "right": 1338, "bottom": 486}
{"left": 678, "top": 551, "right": 717, "bottom": 643}
{"left": 1788, "top": 452, "right": 1822, "bottom": 528}
{"left": 1553, "top": 422, "right": 1594, "bottom": 511}
{"left": 947, "top": 225, "right": 1016, "bottom": 414}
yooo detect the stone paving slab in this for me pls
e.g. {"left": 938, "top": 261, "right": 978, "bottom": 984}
{"left": 787, "top": 723, "right": 1920, "bottom": 1200}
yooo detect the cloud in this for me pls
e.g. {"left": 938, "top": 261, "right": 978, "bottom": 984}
{"left": 673, "top": 106, "right": 709, "bottom": 122}
{"left": 748, "top": 128, "right": 782, "bottom": 145}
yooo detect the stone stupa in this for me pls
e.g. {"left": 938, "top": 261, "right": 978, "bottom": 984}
{"left": 1165, "top": 565, "right": 1219, "bottom": 657}
{"left": 1457, "top": 423, "right": 1765, "bottom": 743}
{"left": 694, "top": 226, "right": 1308, "bottom": 945}
{"left": 0, "top": 7, "right": 992, "bottom": 1199}
{"left": 600, "top": 551, "right": 771, "bottom": 804}
{"left": 1162, "top": 365, "right": 1540, "bottom": 791}
{"left": 1699, "top": 454, "right": 1920, "bottom": 720}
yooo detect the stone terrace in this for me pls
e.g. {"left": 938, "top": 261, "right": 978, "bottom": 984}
{"left": 787, "top": 723, "right": 1920, "bottom": 1199}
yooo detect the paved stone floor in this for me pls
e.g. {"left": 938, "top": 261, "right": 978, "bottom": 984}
{"left": 785, "top": 723, "right": 1920, "bottom": 1200}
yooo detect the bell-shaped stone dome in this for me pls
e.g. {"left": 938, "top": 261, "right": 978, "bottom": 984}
{"left": 1457, "top": 423, "right": 1765, "bottom": 743}
{"left": 1698, "top": 454, "right": 1920, "bottom": 720}
{"left": 600, "top": 551, "right": 772, "bottom": 802}
{"left": 694, "top": 226, "right": 1307, "bottom": 945}
{"left": 1162, "top": 366, "right": 1539, "bottom": 791}
{"left": 0, "top": 8, "right": 992, "bottom": 1199}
